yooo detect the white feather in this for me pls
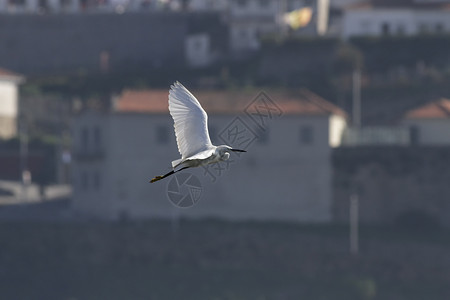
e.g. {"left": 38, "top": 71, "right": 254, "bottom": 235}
{"left": 168, "top": 81, "right": 213, "bottom": 160}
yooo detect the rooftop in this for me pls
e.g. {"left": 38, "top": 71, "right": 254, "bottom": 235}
{"left": 113, "top": 87, "right": 347, "bottom": 118}
{"left": 0, "top": 68, "right": 24, "bottom": 83}
{"left": 405, "top": 98, "right": 450, "bottom": 119}
{"left": 345, "top": 0, "right": 450, "bottom": 10}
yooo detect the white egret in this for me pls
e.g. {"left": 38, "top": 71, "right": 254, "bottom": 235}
{"left": 150, "top": 82, "right": 246, "bottom": 183}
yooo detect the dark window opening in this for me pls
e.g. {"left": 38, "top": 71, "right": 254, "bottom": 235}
{"left": 156, "top": 125, "right": 169, "bottom": 144}
{"left": 81, "top": 171, "right": 88, "bottom": 190}
{"left": 81, "top": 127, "right": 89, "bottom": 152}
{"left": 300, "top": 125, "right": 314, "bottom": 145}
{"left": 381, "top": 23, "right": 390, "bottom": 35}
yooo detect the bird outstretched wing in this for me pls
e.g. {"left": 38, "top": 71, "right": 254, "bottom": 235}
{"left": 168, "top": 81, "right": 213, "bottom": 159}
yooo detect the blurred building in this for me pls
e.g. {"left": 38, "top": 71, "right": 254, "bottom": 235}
{"left": 186, "top": 0, "right": 331, "bottom": 53}
{"left": 341, "top": 0, "right": 450, "bottom": 39}
{"left": 334, "top": 96, "right": 450, "bottom": 227}
{"left": 71, "top": 87, "right": 347, "bottom": 221}
{"left": 187, "top": 0, "right": 228, "bottom": 11}
{"left": 0, "top": 0, "right": 173, "bottom": 14}
{"left": 402, "top": 98, "right": 450, "bottom": 145}
{"left": 0, "top": 0, "right": 80, "bottom": 13}
{"left": 0, "top": 12, "right": 227, "bottom": 74}
{"left": 0, "top": 68, "right": 24, "bottom": 139}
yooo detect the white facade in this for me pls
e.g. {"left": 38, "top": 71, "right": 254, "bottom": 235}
{"left": 0, "top": 0, "right": 80, "bottom": 13}
{"left": 228, "top": 0, "right": 280, "bottom": 52}
{"left": 0, "top": 0, "right": 174, "bottom": 14}
{"left": 187, "top": 0, "right": 228, "bottom": 11}
{"left": 401, "top": 98, "right": 450, "bottom": 145}
{"left": 187, "top": 0, "right": 331, "bottom": 52}
{"left": 329, "top": 114, "right": 347, "bottom": 147}
{"left": 329, "top": 0, "right": 365, "bottom": 9}
{"left": 402, "top": 118, "right": 450, "bottom": 145}
{"left": 342, "top": 7, "right": 450, "bottom": 39}
{"left": 0, "top": 70, "right": 24, "bottom": 139}
{"left": 0, "top": 81, "right": 18, "bottom": 117}
{"left": 72, "top": 97, "right": 347, "bottom": 222}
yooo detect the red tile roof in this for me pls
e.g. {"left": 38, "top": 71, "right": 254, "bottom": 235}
{"left": 405, "top": 98, "right": 450, "bottom": 119}
{"left": 114, "top": 87, "right": 347, "bottom": 118}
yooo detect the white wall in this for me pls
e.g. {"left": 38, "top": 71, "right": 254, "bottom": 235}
{"left": 342, "top": 9, "right": 414, "bottom": 38}
{"left": 0, "top": 80, "right": 19, "bottom": 139}
{"left": 0, "top": 81, "right": 18, "bottom": 117}
{"left": 317, "top": 0, "right": 329, "bottom": 35}
{"left": 415, "top": 10, "right": 450, "bottom": 34}
{"left": 228, "top": 0, "right": 280, "bottom": 52}
{"left": 329, "top": 114, "right": 347, "bottom": 147}
{"left": 402, "top": 118, "right": 450, "bottom": 145}
{"left": 230, "top": 0, "right": 278, "bottom": 18}
{"left": 188, "top": 0, "right": 228, "bottom": 11}
{"left": 342, "top": 9, "right": 450, "bottom": 39}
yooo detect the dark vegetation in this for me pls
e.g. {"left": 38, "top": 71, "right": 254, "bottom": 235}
{"left": 0, "top": 219, "right": 449, "bottom": 300}
{"left": 0, "top": 138, "right": 57, "bottom": 184}
{"left": 21, "top": 35, "right": 450, "bottom": 121}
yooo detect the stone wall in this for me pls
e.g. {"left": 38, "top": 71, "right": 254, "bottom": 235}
{"left": 333, "top": 146, "right": 450, "bottom": 227}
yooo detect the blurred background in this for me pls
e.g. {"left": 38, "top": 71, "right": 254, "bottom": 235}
{"left": 1, "top": 0, "right": 450, "bottom": 299}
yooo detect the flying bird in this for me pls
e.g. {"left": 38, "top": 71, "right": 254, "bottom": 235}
{"left": 150, "top": 82, "right": 246, "bottom": 183}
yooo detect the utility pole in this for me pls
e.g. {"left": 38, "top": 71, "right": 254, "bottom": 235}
{"left": 352, "top": 70, "right": 361, "bottom": 128}
{"left": 278, "top": 0, "right": 288, "bottom": 38}
{"left": 349, "top": 193, "right": 359, "bottom": 255}
{"left": 317, "top": 0, "right": 330, "bottom": 36}
{"left": 19, "top": 117, "right": 29, "bottom": 202}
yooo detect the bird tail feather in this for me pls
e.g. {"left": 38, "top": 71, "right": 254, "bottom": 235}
{"left": 171, "top": 158, "right": 183, "bottom": 169}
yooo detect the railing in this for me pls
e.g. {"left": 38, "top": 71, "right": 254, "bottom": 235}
{"left": 341, "top": 126, "right": 411, "bottom": 146}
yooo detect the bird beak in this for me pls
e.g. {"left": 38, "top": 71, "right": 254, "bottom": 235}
{"left": 231, "top": 149, "right": 246, "bottom": 152}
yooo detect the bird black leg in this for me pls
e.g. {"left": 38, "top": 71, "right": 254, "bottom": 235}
{"left": 150, "top": 166, "right": 190, "bottom": 183}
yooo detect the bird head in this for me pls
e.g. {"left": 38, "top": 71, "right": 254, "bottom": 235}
{"left": 217, "top": 145, "right": 247, "bottom": 160}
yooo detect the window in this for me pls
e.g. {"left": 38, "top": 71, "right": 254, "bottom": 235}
{"left": 38, "top": 0, "right": 49, "bottom": 10}
{"left": 396, "top": 24, "right": 405, "bottom": 36}
{"left": 259, "top": 0, "right": 269, "bottom": 8}
{"left": 381, "top": 22, "right": 390, "bottom": 35}
{"left": 156, "top": 125, "right": 169, "bottom": 144}
{"left": 238, "top": 28, "right": 248, "bottom": 39}
{"left": 81, "top": 127, "right": 89, "bottom": 152}
{"left": 9, "top": 0, "right": 25, "bottom": 5}
{"left": 410, "top": 126, "right": 420, "bottom": 146}
{"left": 61, "top": 0, "right": 71, "bottom": 8}
{"left": 256, "top": 128, "right": 269, "bottom": 144}
{"left": 193, "top": 38, "right": 204, "bottom": 51}
{"left": 93, "top": 171, "right": 101, "bottom": 190}
{"left": 300, "top": 125, "right": 314, "bottom": 145}
{"left": 236, "top": 0, "right": 247, "bottom": 8}
{"left": 418, "top": 23, "right": 428, "bottom": 34}
{"left": 93, "top": 126, "right": 101, "bottom": 151}
{"left": 81, "top": 171, "right": 88, "bottom": 191}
